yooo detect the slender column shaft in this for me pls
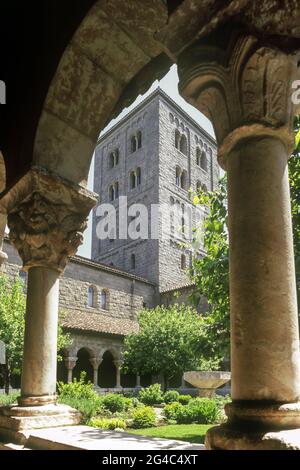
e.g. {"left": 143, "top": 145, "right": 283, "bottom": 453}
{"left": 228, "top": 137, "right": 300, "bottom": 402}
{"left": 136, "top": 375, "right": 141, "bottom": 387}
{"left": 67, "top": 369, "right": 73, "bottom": 384}
{"left": 19, "top": 267, "right": 59, "bottom": 405}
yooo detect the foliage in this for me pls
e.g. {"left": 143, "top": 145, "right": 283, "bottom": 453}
{"left": 189, "top": 116, "right": 300, "bottom": 363}
{"left": 164, "top": 402, "right": 183, "bottom": 421}
{"left": 163, "top": 390, "right": 180, "bottom": 404}
{"left": 123, "top": 305, "right": 211, "bottom": 383}
{"left": 0, "top": 273, "right": 70, "bottom": 393}
{"left": 131, "top": 406, "right": 156, "bottom": 429}
{"left": 89, "top": 417, "right": 127, "bottom": 430}
{"left": 0, "top": 392, "right": 19, "bottom": 406}
{"left": 178, "top": 394, "right": 192, "bottom": 405}
{"left": 57, "top": 372, "right": 102, "bottom": 423}
{"left": 138, "top": 384, "right": 163, "bottom": 405}
{"left": 186, "top": 398, "right": 220, "bottom": 424}
{"left": 190, "top": 177, "right": 230, "bottom": 364}
{"left": 165, "top": 397, "right": 221, "bottom": 425}
{"left": 101, "top": 393, "right": 128, "bottom": 413}
{"left": 128, "top": 423, "right": 212, "bottom": 444}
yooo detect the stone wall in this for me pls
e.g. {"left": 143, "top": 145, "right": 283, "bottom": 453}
{"left": 2, "top": 239, "right": 157, "bottom": 326}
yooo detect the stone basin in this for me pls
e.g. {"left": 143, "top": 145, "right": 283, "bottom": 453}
{"left": 184, "top": 371, "right": 231, "bottom": 398}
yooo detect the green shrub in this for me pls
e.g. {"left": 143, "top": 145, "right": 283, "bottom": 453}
{"left": 164, "top": 402, "right": 183, "bottom": 421}
{"left": 59, "top": 396, "right": 101, "bottom": 423}
{"left": 175, "top": 405, "right": 194, "bottom": 424}
{"left": 131, "top": 397, "right": 142, "bottom": 408}
{"left": 187, "top": 398, "right": 220, "bottom": 424}
{"left": 0, "top": 392, "right": 20, "bottom": 406}
{"left": 138, "top": 384, "right": 163, "bottom": 405}
{"left": 57, "top": 372, "right": 102, "bottom": 423}
{"left": 131, "top": 406, "right": 156, "bottom": 429}
{"left": 178, "top": 394, "right": 192, "bottom": 405}
{"left": 89, "top": 417, "right": 126, "bottom": 430}
{"left": 58, "top": 372, "right": 99, "bottom": 401}
{"left": 164, "top": 390, "right": 180, "bottom": 403}
{"left": 101, "top": 393, "right": 127, "bottom": 413}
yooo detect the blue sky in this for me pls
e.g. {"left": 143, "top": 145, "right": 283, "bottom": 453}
{"left": 77, "top": 65, "right": 215, "bottom": 259}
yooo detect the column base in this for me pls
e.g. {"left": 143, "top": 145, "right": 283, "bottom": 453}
{"left": 17, "top": 395, "right": 57, "bottom": 406}
{"left": 205, "top": 424, "right": 300, "bottom": 450}
{"left": 0, "top": 404, "right": 81, "bottom": 445}
{"left": 206, "top": 402, "right": 300, "bottom": 450}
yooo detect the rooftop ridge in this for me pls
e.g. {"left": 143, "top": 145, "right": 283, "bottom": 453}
{"left": 97, "top": 87, "right": 216, "bottom": 147}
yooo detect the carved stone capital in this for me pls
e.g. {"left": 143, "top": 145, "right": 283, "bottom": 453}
{"left": 64, "top": 357, "right": 78, "bottom": 371}
{"left": 113, "top": 359, "right": 123, "bottom": 370}
{"left": 0, "top": 167, "right": 97, "bottom": 272}
{"left": 89, "top": 357, "right": 102, "bottom": 370}
{"left": 178, "top": 30, "right": 300, "bottom": 168}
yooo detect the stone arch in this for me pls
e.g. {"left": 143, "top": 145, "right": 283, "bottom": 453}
{"left": 98, "top": 350, "right": 116, "bottom": 388}
{"left": 30, "top": 1, "right": 168, "bottom": 188}
{"left": 73, "top": 347, "right": 95, "bottom": 383}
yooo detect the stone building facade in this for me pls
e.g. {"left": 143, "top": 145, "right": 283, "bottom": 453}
{"left": 1, "top": 238, "right": 158, "bottom": 391}
{"left": 92, "top": 88, "right": 219, "bottom": 290}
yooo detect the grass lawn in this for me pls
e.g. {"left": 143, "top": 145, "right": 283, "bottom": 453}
{"left": 128, "top": 424, "right": 213, "bottom": 444}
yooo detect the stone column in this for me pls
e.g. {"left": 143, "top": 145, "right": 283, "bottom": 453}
{"left": 180, "top": 376, "right": 185, "bottom": 389}
{"left": 136, "top": 374, "right": 141, "bottom": 388}
{"left": 114, "top": 360, "right": 123, "bottom": 389}
{"left": 0, "top": 167, "right": 96, "bottom": 428}
{"left": 178, "top": 30, "right": 300, "bottom": 450}
{"left": 90, "top": 358, "right": 102, "bottom": 388}
{"left": 64, "top": 357, "right": 77, "bottom": 384}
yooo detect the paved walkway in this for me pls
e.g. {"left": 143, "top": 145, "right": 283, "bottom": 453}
{"left": 22, "top": 425, "right": 205, "bottom": 450}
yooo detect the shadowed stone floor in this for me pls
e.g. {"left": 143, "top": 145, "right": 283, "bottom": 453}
{"left": 0, "top": 425, "right": 205, "bottom": 450}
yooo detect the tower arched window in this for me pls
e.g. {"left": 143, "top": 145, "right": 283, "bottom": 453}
{"left": 114, "top": 181, "right": 119, "bottom": 199}
{"left": 180, "top": 170, "right": 187, "bottom": 190}
{"left": 100, "top": 289, "right": 108, "bottom": 310}
{"left": 88, "top": 286, "right": 96, "bottom": 308}
{"left": 137, "top": 131, "right": 142, "bottom": 149}
{"left": 136, "top": 167, "right": 141, "bottom": 186}
{"left": 109, "top": 185, "right": 115, "bottom": 201}
{"left": 196, "top": 181, "right": 201, "bottom": 193}
{"left": 181, "top": 254, "right": 186, "bottom": 270}
{"left": 131, "top": 253, "right": 136, "bottom": 270}
{"left": 130, "top": 171, "right": 136, "bottom": 189}
{"left": 180, "top": 134, "right": 188, "bottom": 155}
{"left": 200, "top": 151, "right": 208, "bottom": 172}
{"left": 130, "top": 135, "right": 137, "bottom": 153}
{"left": 175, "top": 166, "right": 181, "bottom": 186}
{"left": 202, "top": 184, "right": 208, "bottom": 192}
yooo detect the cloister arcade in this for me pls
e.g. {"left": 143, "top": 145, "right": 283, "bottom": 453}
{"left": 0, "top": 0, "right": 300, "bottom": 449}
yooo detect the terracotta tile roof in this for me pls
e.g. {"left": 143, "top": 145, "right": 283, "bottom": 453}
{"left": 61, "top": 309, "right": 139, "bottom": 336}
{"left": 160, "top": 282, "right": 196, "bottom": 294}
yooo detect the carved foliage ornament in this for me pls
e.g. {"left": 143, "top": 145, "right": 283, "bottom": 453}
{"left": 8, "top": 192, "right": 88, "bottom": 272}
{"left": 178, "top": 33, "right": 298, "bottom": 167}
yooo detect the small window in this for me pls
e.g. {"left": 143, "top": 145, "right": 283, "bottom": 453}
{"left": 88, "top": 286, "right": 96, "bottom": 308}
{"left": 175, "top": 166, "right": 181, "bottom": 186}
{"left": 200, "top": 151, "right": 208, "bottom": 172}
{"left": 131, "top": 136, "right": 137, "bottom": 153}
{"left": 115, "top": 181, "right": 119, "bottom": 199}
{"left": 131, "top": 254, "right": 136, "bottom": 270}
{"left": 202, "top": 184, "right": 208, "bottom": 192}
{"left": 109, "top": 152, "right": 115, "bottom": 169}
{"left": 181, "top": 254, "right": 186, "bottom": 270}
{"left": 115, "top": 149, "right": 119, "bottom": 165}
{"left": 109, "top": 185, "right": 115, "bottom": 201}
{"left": 136, "top": 167, "right": 141, "bottom": 186}
{"left": 100, "top": 289, "right": 108, "bottom": 310}
{"left": 180, "top": 170, "right": 187, "bottom": 190}
{"left": 137, "top": 131, "right": 142, "bottom": 149}
{"left": 196, "top": 181, "right": 201, "bottom": 193}
{"left": 180, "top": 134, "right": 188, "bottom": 155}
{"left": 130, "top": 171, "right": 136, "bottom": 189}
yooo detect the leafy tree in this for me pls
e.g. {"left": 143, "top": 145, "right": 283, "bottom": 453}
{"left": 189, "top": 117, "right": 300, "bottom": 366}
{"left": 0, "top": 273, "right": 70, "bottom": 394}
{"left": 123, "top": 304, "right": 219, "bottom": 389}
